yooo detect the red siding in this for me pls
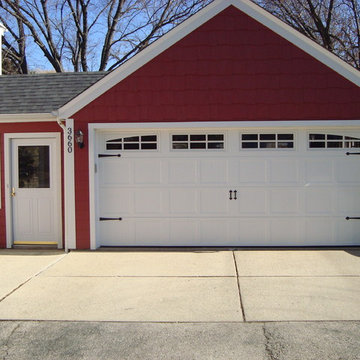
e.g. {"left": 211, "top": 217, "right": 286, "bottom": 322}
{"left": 0, "top": 122, "right": 63, "bottom": 248}
{"left": 71, "top": 5, "right": 360, "bottom": 249}
{"left": 74, "top": 6, "right": 360, "bottom": 124}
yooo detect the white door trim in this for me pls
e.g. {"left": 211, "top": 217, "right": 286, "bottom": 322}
{"left": 63, "top": 119, "right": 76, "bottom": 251}
{"left": 4, "top": 132, "right": 62, "bottom": 248}
{"left": 88, "top": 120, "right": 360, "bottom": 249}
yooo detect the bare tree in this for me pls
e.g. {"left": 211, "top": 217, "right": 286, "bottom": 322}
{"left": 0, "top": 0, "right": 210, "bottom": 73}
{"left": 254, "top": 0, "right": 360, "bottom": 69}
{"left": 1, "top": 0, "right": 359, "bottom": 73}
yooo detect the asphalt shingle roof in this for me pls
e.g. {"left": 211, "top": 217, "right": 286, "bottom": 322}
{"left": 0, "top": 72, "right": 107, "bottom": 114}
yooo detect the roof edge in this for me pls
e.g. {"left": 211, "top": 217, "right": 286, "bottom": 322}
{"left": 0, "top": 113, "right": 56, "bottom": 123}
{"left": 58, "top": 0, "right": 360, "bottom": 119}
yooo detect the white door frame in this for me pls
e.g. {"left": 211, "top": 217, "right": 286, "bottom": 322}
{"left": 88, "top": 120, "right": 360, "bottom": 249}
{"left": 4, "top": 132, "right": 62, "bottom": 248}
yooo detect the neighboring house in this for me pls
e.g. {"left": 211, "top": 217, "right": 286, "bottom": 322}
{"left": 0, "top": 0, "right": 359, "bottom": 250}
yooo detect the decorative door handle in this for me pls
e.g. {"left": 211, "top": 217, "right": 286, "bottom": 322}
{"left": 10, "top": 187, "right": 16, "bottom": 197}
{"left": 229, "top": 190, "right": 233, "bottom": 200}
{"left": 234, "top": 190, "right": 237, "bottom": 200}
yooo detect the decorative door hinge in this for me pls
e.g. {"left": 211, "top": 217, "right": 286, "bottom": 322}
{"left": 99, "top": 217, "right": 122, "bottom": 221}
{"left": 98, "top": 154, "right": 121, "bottom": 158}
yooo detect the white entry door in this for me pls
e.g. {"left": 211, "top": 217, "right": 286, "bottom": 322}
{"left": 10, "top": 137, "right": 61, "bottom": 246}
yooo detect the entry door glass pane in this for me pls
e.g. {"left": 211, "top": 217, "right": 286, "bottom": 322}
{"left": 18, "top": 146, "right": 50, "bottom": 188}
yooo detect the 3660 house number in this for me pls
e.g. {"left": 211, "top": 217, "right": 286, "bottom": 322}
{"left": 67, "top": 127, "right": 73, "bottom": 153}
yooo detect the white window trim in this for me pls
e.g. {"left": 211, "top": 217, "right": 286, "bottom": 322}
{"left": 104, "top": 133, "right": 159, "bottom": 152}
{"left": 170, "top": 132, "right": 226, "bottom": 151}
{"left": 240, "top": 131, "right": 296, "bottom": 151}
{"left": 307, "top": 130, "right": 360, "bottom": 150}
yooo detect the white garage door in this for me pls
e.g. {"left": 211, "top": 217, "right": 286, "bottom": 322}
{"left": 95, "top": 128, "right": 360, "bottom": 246}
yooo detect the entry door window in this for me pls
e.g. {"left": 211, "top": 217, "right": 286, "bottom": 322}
{"left": 18, "top": 146, "right": 50, "bottom": 188}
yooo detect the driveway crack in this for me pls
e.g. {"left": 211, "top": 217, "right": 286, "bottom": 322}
{"left": 1, "top": 323, "right": 20, "bottom": 360}
{"left": 263, "top": 324, "right": 286, "bottom": 360}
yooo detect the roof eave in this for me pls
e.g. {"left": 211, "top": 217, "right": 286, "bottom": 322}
{"left": 57, "top": 0, "right": 360, "bottom": 120}
{"left": 0, "top": 112, "right": 57, "bottom": 123}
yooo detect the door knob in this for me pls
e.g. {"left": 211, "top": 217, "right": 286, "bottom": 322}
{"left": 11, "top": 187, "right": 16, "bottom": 197}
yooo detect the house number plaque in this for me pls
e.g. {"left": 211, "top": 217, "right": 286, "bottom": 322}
{"left": 67, "top": 126, "right": 73, "bottom": 153}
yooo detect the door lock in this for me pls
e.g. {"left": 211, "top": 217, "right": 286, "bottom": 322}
{"left": 10, "top": 187, "right": 16, "bottom": 197}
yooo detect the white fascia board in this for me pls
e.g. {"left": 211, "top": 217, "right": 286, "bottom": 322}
{"left": 89, "top": 120, "right": 360, "bottom": 131}
{"left": 59, "top": 0, "right": 359, "bottom": 120}
{"left": 0, "top": 23, "right": 6, "bottom": 36}
{"left": 0, "top": 113, "right": 56, "bottom": 123}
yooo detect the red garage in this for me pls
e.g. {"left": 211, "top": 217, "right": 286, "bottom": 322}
{"left": 1, "top": 0, "right": 360, "bottom": 250}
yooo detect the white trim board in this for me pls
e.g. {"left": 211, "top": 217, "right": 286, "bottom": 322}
{"left": 0, "top": 113, "right": 56, "bottom": 123}
{"left": 58, "top": 0, "right": 360, "bottom": 119}
{"left": 89, "top": 120, "right": 360, "bottom": 131}
{"left": 64, "top": 119, "right": 77, "bottom": 251}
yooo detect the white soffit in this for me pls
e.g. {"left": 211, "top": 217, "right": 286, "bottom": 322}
{"left": 58, "top": 0, "right": 360, "bottom": 119}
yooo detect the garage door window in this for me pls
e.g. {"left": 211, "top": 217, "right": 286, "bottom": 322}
{"left": 241, "top": 134, "right": 294, "bottom": 149}
{"left": 309, "top": 134, "right": 360, "bottom": 149}
{"left": 106, "top": 135, "right": 157, "bottom": 150}
{"left": 172, "top": 134, "right": 224, "bottom": 150}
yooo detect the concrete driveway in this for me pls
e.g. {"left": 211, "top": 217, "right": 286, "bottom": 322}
{"left": 0, "top": 248, "right": 359, "bottom": 322}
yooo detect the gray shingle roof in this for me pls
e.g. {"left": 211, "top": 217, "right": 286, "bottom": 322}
{"left": 0, "top": 72, "right": 107, "bottom": 114}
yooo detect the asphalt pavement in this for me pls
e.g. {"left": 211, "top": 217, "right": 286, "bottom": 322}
{"left": 0, "top": 248, "right": 359, "bottom": 359}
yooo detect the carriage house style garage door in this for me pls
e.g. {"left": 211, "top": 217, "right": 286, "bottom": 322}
{"left": 95, "top": 127, "right": 360, "bottom": 247}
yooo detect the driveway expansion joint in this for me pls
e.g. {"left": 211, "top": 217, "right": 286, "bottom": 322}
{"left": 232, "top": 251, "right": 246, "bottom": 322}
{"left": 0, "top": 253, "right": 68, "bottom": 303}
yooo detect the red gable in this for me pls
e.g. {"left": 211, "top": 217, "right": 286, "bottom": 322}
{"left": 74, "top": 5, "right": 360, "bottom": 123}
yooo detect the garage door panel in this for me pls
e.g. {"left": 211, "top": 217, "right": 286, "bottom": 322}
{"left": 200, "top": 159, "right": 228, "bottom": 184}
{"left": 305, "top": 218, "right": 335, "bottom": 245}
{"left": 336, "top": 219, "right": 360, "bottom": 245}
{"left": 200, "top": 189, "right": 229, "bottom": 214}
{"left": 170, "top": 220, "right": 199, "bottom": 245}
{"left": 135, "top": 220, "right": 170, "bottom": 245}
{"left": 270, "top": 218, "right": 302, "bottom": 245}
{"left": 337, "top": 188, "right": 360, "bottom": 213}
{"left": 269, "top": 159, "right": 299, "bottom": 183}
{"left": 99, "top": 188, "right": 132, "bottom": 214}
{"left": 99, "top": 221, "right": 133, "bottom": 246}
{"left": 237, "top": 159, "right": 267, "bottom": 183}
{"left": 237, "top": 189, "right": 267, "bottom": 214}
{"left": 335, "top": 159, "right": 360, "bottom": 183}
{"left": 168, "top": 160, "right": 197, "bottom": 184}
{"left": 231, "top": 219, "right": 268, "bottom": 245}
{"left": 134, "top": 189, "right": 163, "bottom": 214}
{"left": 134, "top": 160, "right": 162, "bottom": 184}
{"left": 100, "top": 159, "right": 131, "bottom": 185}
{"left": 170, "top": 189, "right": 198, "bottom": 214}
{"left": 200, "top": 220, "right": 228, "bottom": 244}
{"left": 305, "top": 188, "right": 333, "bottom": 214}
{"left": 270, "top": 190, "right": 299, "bottom": 214}
{"left": 305, "top": 159, "right": 333, "bottom": 183}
